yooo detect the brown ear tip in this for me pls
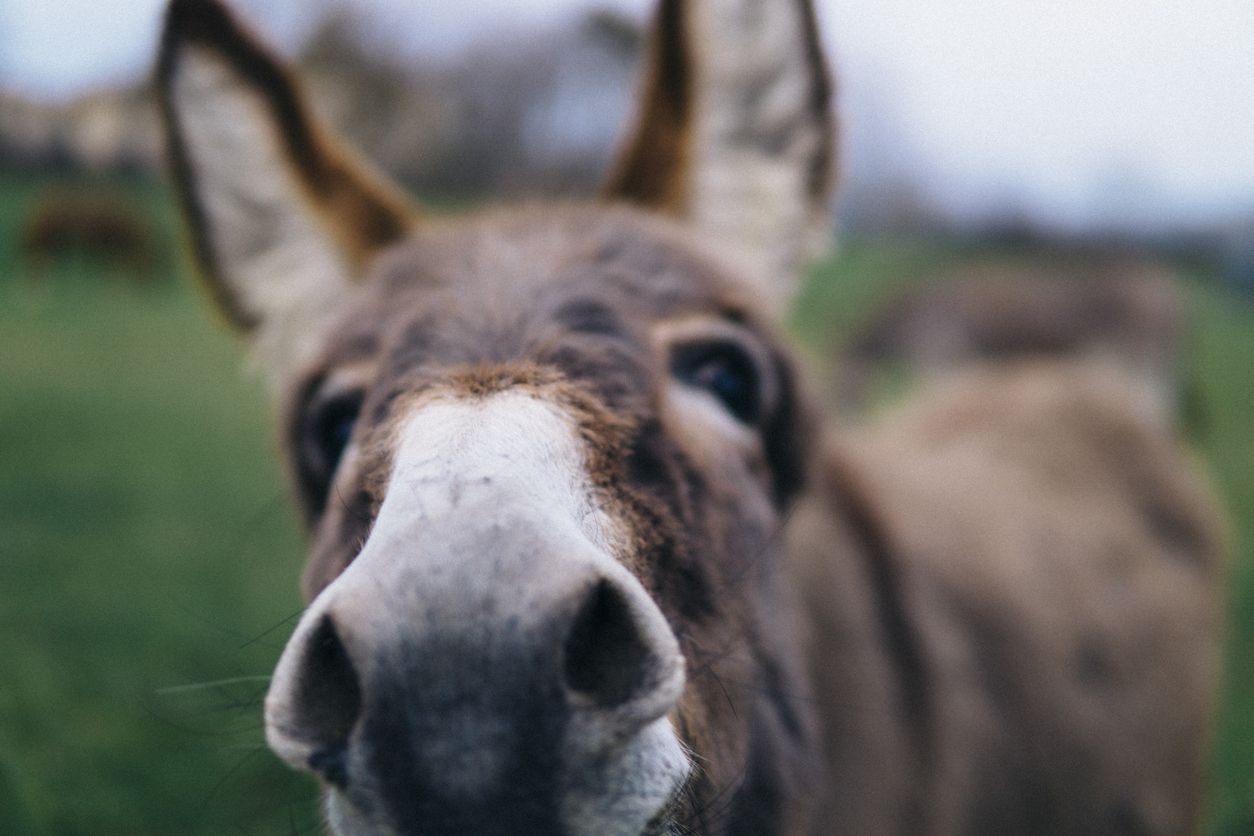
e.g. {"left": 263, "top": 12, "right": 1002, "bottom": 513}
{"left": 164, "top": 0, "right": 235, "bottom": 38}
{"left": 158, "top": 0, "right": 241, "bottom": 69}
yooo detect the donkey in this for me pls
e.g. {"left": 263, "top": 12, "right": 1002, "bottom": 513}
{"left": 156, "top": 0, "right": 1226, "bottom": 834}
{"left": 19, "top": 192, "right": 162, "bottom": 285}
{"left": 833, "top": 258, "right": 1186, "bottom": 424}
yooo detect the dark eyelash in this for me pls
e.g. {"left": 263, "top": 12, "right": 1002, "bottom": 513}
{"left": 670, "top": 341, "right": 762, "bottom": 424}
{"left": 298, "top": 391, "right": 364, "bottom": 515}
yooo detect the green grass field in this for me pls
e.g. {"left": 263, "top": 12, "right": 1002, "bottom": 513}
{"left": 1, "top": 173, "right": 1251, "bottom": 834}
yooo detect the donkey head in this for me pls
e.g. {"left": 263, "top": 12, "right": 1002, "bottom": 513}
{"left": 157, "top": 0, "right": 835, "bottom": 833}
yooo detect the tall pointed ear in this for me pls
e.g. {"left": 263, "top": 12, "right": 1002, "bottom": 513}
{"left": 602, "top": 0, "right": 837, "bottom": 315}
{"left": 156, "top": 0, "right": 419, "bottom": 376}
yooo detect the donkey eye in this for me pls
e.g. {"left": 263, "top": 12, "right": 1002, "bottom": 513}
{"left": 670, "top": 341, "right": 762, "bottom": 424}
{"left": 308, "top": 392, "right": 363, "bottom": 477}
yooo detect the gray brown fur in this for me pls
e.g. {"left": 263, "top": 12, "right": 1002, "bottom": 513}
{"left": 792, "top": 362, "right": 1224, "bottom": 834}
{"left": 156, "top": 1, "right": 1226, "bottom": 834}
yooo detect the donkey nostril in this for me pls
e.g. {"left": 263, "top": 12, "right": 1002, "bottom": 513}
{"left": 290, "top": 615, "right": 362, "bottom": 781}
{"left": 308, "top": 746, "right": 350, "bottom": 789}
{"left": 563, "top": 580, "right": 655, "bottom": 707}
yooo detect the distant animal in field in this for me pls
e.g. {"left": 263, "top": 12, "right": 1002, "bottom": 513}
{"left": 18, "top": 193, "right": 163, "bottom": 285}
{"left": 834, "top": 260, "right": 1187, "bottom": 425}
{"left": 156, "top": 0, "right": 1226, "bottom": 834}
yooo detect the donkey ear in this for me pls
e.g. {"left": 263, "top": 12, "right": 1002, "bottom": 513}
{"left": 602, "top": 0, "right": 837, "bottom": 315}
{"left": 156, "top": 0, "right": 418, "bottom": 376}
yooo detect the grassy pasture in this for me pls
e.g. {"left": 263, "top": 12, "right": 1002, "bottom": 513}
{"left": 1, "top": 172, "right": 1251, "bottom": 834}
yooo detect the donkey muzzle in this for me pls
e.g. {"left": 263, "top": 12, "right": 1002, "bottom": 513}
{"left": 265, "top": 509, "right": 688, "bottom": 835}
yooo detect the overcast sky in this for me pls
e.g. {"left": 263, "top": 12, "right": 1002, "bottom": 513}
{"left": 2, "top": 0, "right": 1252, "bottom": 231}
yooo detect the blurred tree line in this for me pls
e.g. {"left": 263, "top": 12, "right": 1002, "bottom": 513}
{"left": 1, "top": 3, "right": 1250, "bottom": 290}
{"left": 0, "top": 6, "right": 642, "bottom": 202}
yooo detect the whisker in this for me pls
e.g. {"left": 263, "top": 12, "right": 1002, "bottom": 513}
{"left": 714, "top": 502, "right": 802, "bottom": 598}
{"left": 196, "top": 698, "right": 269, "bottom": 715}
{"left": 138, "top": 692, "right": 258, "bottom": 738}
{"left": 331, "top": 481, "right": 375, "bottom": 526}
{"left": 240, "top": 607, "right": 305, "bottom": 650}
{"left": 680, "top": 744, "right": 754, "bottom": 833}
{"left": 200, "top": 748, "right": 266, "bottom": 813}
{"left": 164, "top": 598, "right": 288, "bottom": 649}
{"left": 156, "top": 675, "right": 272, "bottom": 695}
{"left": 707, "top": 674, "right": 828, "bottom": 707}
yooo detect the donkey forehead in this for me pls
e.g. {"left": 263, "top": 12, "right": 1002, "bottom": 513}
{"left": 311, "top": 206, "right": 766, "bottom": 380}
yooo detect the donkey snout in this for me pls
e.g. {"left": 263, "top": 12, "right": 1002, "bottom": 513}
{"left": 264, "top": 553, "right": 685, "bottom": 810}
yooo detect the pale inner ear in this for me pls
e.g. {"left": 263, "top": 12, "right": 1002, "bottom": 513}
{"left": 604, "top": 0, "right": 836, "bottom": 318}
{"left": 688, "top": 1, "right": 833, "bottom": 313}
{"left": 174, "top": 46, "right": 355, "bottom": 379}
